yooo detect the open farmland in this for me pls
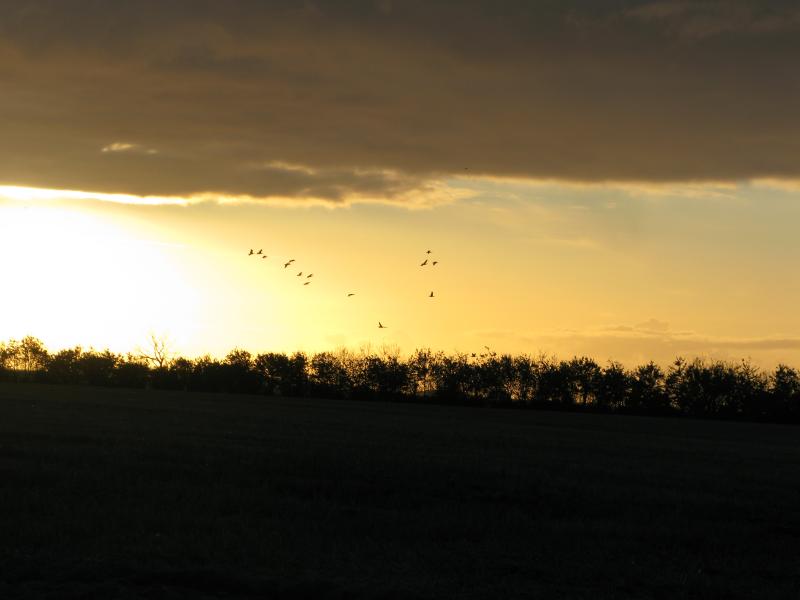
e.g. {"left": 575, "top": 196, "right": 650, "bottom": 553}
{"left": 1, "top": 382, "right": 799, "bottom": 599}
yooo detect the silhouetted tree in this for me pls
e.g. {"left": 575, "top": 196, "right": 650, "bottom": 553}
{"left": 0, "top": 337, "right": 49, "bottom": 380}
{"left": 136, "top": 333, "right": 173, "bottom": 369}
{"left": 364, "top": 349, "right": 409, "bottom": 400}
{"left": 113, "top": 356, "right": 150, "bottom": 389}
{"left": 170, "top": 357, "right": 195, "bottom": 391}
{"left": 432, "top": 352, "right": 470, "bottom": 404}
{"left": 78, "top": 350, "right": 119, "bottom": 387}
{"left": 665, "top": 358, "right": 764, "bottom": 418}
{"left": 0, "top": 343, "right": 11, "bottom": 382}
{"left": 570, "top": 357, "right": 601, "bottom": 406}
{"left": 477, "top": 354, "right": 516, "bottom": 405}
{"left": 255, "top": 351, "right": 308, "bottom": 396}
{"left": 732, "top": 360, "right": 769, "bottom": 419}
{"left": 666, "top": 357, "right": 688, "bottom": 414}
{"left": 772, "top": 364, "right": 800, "bottom": 420}
{"left": 223, "top": 349, "right": 261, "bottom": 393}
{"left": 595, "top": 361, "right": 630, "bottom": 411}
{"left": 511, "top": 355, "right": 536, "bottom": 404}
{"left": 46, "top": 347, "right": 84, "bottom": 384}
{"left": 255, "top": 352, "right": 291, "bottom": 395}
{"left": 534, "top": 357, "right": 580, "bottom": 406}
{"left": 533, "top": 356, "right": 564, "bottom": 405}
{"left": 461, "top": 354, "right": 486, "bottom": 402}
{"left": 489, "top": 354, "right": 517, "bottom": 406}
{"left": 286, "top": 352, "right": 309, "bottom": 396}
{"left": 629, "top": 362, "right": 669, "bottom": 414}
{"left": 189, "top": 355, "right": 224, "bottom": 392}
{"left": 670, "top": 359, "right": 715, "bottom": 417}
{"left": 310, "top": 351, "right": 350, "bottom": 399}
{"left": 408, "top": 348, "right": 436, "bottom": 399}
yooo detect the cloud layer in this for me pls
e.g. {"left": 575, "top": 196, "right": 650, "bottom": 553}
{"left": 2, "top": 1, "right": 800, "bottom": 202}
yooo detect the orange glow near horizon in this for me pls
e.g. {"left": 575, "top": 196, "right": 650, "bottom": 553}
{"left": 2, "top": 180, "right": 800, "bottom": 368}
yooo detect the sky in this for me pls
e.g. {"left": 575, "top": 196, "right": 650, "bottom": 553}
{"left": 1, "top": 0, "right": 799, "bottom": 366}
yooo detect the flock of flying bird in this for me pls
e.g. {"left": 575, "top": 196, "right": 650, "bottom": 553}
{"left": 247, "top": 247, "right": 439, "bottom": 329}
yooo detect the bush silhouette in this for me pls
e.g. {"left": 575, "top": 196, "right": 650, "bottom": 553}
{"left": 2, "top": 336, "right": 799, "bottom": 424}
{"left": 46, "top": 347, "right": 83, "bottom": 385}
{"left": 769, "top": 364, "right": 800, "bottom": 420}
{"left": 629, "top": 362, "right": 670, "bottom": 414}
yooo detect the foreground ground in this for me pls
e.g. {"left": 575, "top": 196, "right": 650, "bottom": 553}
{"left": 0, "top": 383, "right": 798, "bottom": 599}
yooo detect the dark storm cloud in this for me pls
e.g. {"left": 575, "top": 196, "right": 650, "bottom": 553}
{"left": 1, "top": 0, "right": 799, "bottom": 201}
{"left": 625, "top": 1, "right": 800, "bottom": 38}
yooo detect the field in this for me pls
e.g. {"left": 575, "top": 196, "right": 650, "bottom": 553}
{"left": 1, "top": 383, "right": 799, "bottom": 599}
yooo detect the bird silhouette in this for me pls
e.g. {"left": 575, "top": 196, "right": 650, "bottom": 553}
{"left": 426, "top": 250, "right": 432, "bottom": 254}
{"left": 248, "top": 249, "right": 254, "bottom": 256}
{"left": 432, "top": 261, "right": 438, "bottom": 266}
{"left": 306, "top": 273, "right": 313, "bottom": 278}
{"left": 378, "top": 322, "right": 386, "bottom": 328}
{"left": 257, "top": 249, "right": 263, "bottom": 255}
{"left": 262, "top": 255, "right": 268, "bottom": 259}
{"left": 420, "top": 259, "right": 428, "bottom": 266}
{"left": 347, "top": 293, "right": 355, "bottom": 297}
{"left": 296, "top": 271, "right": 303, "bottom": 276}
{"left": 283, "top": 261, "right": 292, "bottom": 268}
{"left": 304, "top": 281, "right": 311, "bottom": 286}
{"left": 429, "top": 291, "right": 434, "bottom": 298}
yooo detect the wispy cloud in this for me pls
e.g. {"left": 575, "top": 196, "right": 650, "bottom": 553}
{"left": 101, "top": 142, "right": 136, "bottom": 153}
{"left": 626, "top": 1, "right": 800, "bottom": 39}
{"left": 0, "top": 186, "right": 189, "bottom": 207}
{"left": 101, "top": 142, "right": 159, "bottom": 155}
{"left": 0, "top": 179, "right": 473, "bottom": 210}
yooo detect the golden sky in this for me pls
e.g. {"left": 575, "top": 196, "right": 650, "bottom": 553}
{"left": 2, "top": 178, "right": 799, "bottom": 367}
{"left": 1, "top": 1, "right": 799, "bottom": 366}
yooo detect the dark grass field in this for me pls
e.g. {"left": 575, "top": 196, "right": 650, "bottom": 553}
{"left": 1, "top": 383, "right": 799, "bottom": 599}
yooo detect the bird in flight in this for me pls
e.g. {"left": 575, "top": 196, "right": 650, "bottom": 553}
{"left": 297, "top": 271, "right": 303, "bottom": 277}
{"left": 306, "top": 273, "right": 313, "bottom": 278}
{"left": 257, "top": 249, "right": 263, "bottom": 255}
{"left": 420, "top": 259, "right": 428, "bottom": 266}
{"left": 378, "top": 322, "right": 386, "bottom": 328}
{"left": 432, "top": 261, "right": 438, "bottom": 266}
{"left": 248, "top": 249, "right": 254, "bottom": 256}
{"left": 429, "top": 291, "right": 434, "bottom": 298}
{"left": 304, "top": 281, "right": 311, "bottom": 286}
{"left": 347, "top": 293, "right": 355, "bottom": 297}
{"left": 283, "top": 261, "right": 292, "bottom": 268}
{"left": 262, "top": 255, "right": 268, "bottom": 259}
{"left": 426, "top": 250, "right": 432, "bottom": 254}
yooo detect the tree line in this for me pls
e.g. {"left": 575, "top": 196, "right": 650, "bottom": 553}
{"left": 2, "top": 336, "right": 799, "bottom": 423}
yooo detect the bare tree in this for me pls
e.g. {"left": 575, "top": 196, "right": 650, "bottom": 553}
{"left": 137, "top": 333, "right": 173, "bottom": 369}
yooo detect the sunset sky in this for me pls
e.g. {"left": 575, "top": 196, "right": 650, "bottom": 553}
{"left": 1, "top": 0, "right": 799, "bottom": 366}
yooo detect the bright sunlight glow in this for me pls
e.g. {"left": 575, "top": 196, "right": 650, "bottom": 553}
{"left": 0, "top": 202, "right": 200, "bottom": 353}
{"left": 0, "top": 185, "right": 189, "bottom": 206}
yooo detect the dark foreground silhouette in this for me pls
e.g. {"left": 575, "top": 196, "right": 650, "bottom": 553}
{"left": 0, "top": 382, "right": 798, "bottom": 599}
{"left": 2, "top": 336, "right": 800, "bottom": 424}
